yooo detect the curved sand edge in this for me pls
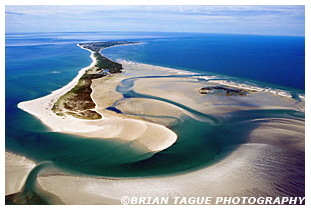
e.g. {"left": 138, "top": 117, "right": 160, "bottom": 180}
{"left": 5, "top": 151, "right": 36, "bottom": 196}
{"left": 17, "top": 47, "right": 177, "bottom": 153}
{"left": 36, "top": 141, "right": 304, "bottom": 204}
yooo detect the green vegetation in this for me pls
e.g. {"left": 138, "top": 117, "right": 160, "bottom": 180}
{"left": 52, "top": 72, "right": 102, "bottom": 119}
{"left": 199, "top": 86, "right": 256, "bottom": 96}
{"left": 52, "top": 41, "right": 137, "bottom": 120}
{"left": 93, "top": 52, "right": 122, "bottom": 74}
{"left": 79, "top": 41, "right": 139, "bottom": 52}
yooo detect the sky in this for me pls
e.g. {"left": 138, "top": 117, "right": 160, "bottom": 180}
{"left": 5, "top": 5, "right": 305, "bottom": 36}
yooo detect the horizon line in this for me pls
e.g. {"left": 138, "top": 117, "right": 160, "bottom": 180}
{"left": 5, "top": 30, "right": 305, "bottom": 38}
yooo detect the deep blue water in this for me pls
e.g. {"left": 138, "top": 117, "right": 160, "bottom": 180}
{"left": 103, "top": 33, "right": 305, "bottom": 91}
{"left": 5, "top": 32, "right": 305, "bottom": 177}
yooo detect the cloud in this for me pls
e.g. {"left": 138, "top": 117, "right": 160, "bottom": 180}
{"left": 5, "top": 5, "right": 304, "bottom": 16}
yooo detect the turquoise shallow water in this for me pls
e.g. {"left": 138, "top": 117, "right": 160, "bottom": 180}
{"left": 5, "top": 32, "right": 305, "bottom": 179}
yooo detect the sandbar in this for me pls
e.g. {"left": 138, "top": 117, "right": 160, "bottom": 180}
{"left": 5, "top": 151, "right": 36, "bottom": 196}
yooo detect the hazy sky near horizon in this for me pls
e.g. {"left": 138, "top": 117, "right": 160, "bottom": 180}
{"left": 5, "top": 5, "right": 305, "bottom": 36}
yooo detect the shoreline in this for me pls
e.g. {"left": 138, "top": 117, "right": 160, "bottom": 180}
{"left": 17, "top": 44, "right": 178, "bottom": 153}
{"left": 18, "top": 45, "right": 97, "bottom": 121}
{"left": 194, "top": 75, "right": 305, "bottom": 99}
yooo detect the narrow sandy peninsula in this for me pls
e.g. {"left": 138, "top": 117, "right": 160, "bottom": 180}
{"left": 17, "top": 42, "right": 177, "bottom": 153}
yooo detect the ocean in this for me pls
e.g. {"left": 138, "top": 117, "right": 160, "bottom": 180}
{"left": 5, "top": 31, "right": 305, "bottom": 177}
{"left": 103, "top": 33, "right": 305, "bottom": 91}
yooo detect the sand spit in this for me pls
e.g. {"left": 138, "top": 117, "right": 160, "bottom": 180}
{"left": 5, "top": 152, "right": 36, "bottom": 196}
{"left": 17, "top": 48, "right": 177, "bottom": 153}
